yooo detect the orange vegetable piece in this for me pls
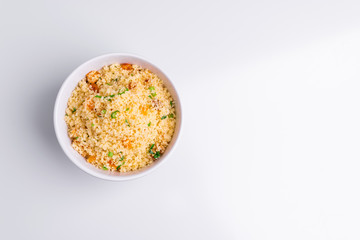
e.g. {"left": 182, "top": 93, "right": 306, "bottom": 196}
{"left": 122, "top": 138, "right": 133, "bottom": 149}
{"left": 121, "top": 63, "right": 133, "bottom": 70}
{"left": 107, "top": 160, "right": 117, "bottom": 170}
{"left": 90, "top": 83, "right": 99, "bottom": 93}
{"left": 139, "top": 105, "right": 148, "bottom": 116}
{"left": 86, "top": 99, "right": 95, "bottom": 110}
{"left": 86, "top": 71, "right": 100, "bottom": 84}
{"left": 87, "top": 156, "right": 96, "bottom": 164}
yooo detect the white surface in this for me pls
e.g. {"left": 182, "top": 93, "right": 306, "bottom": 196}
{"left": 54, "top": 53, "right": 183, "bottom": 181}
{"left": 1, "top": 0, "right": 360, "bottom": 239}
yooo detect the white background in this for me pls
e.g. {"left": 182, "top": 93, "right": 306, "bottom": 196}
{"left": 1, "top": 0, "right": 360, "bottom": 239}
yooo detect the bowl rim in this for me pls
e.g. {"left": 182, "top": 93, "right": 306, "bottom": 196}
{"left": 53, "top": 53, "right": 182, "bottom": 181}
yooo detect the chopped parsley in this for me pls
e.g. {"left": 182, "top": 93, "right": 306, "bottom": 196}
{"left": 125, "top": 119, "right": 130, "bottom": 126}
{"left": 126, "top": 108, "right": 129, "bottom": 111}
{"left": 95, "top": 95, "right": 102, "bottom": 98}
{"left": 116, "top": 162, "right": 125, "bottom": 171}
{"left": 116, "top": 155, "right": 125, "bottom": 170}
{"left": 109, "top": 94, "right": 115, "bottom": 98}
{"left": 111, "top": 110, "right": 119, "bottom": 119}
{"left": 102, "top": 166, "right": 108, "bottom": 170}
{"left": 153, "top": 151, "right": 161, "bottom": 159}
{"left": 148, "top": 144, "right": 161, "bottom": 159}
{"left": 106, "top": 83, "right": 112, "bottom": 86}
{"left": 170, "top": 101, "right": 173, "bottom": 107}
{"left": 168, "top": 113, "right": 174, "bottom": 118}
{"left": 149, "top": 144, "right": 155, "bottom": 154}
{"left": 75, "top": 137, "right": 79, "bottom": 140}
{"left": 148, "top": 122, "right": 151, "bottom": 127}
{"left": 149, "top": 86, "right": 156, "bottom": 98}
{"left": 131, "top": 74, "right": 134, "bottom": 76}
{"left": 108, "top": 151, "right": 113, "bottom": 157}
{"left": 91, "top": 123, "right": 94, "bottom": 127}
{"left": 118, "top": 89, "right": 127, "bottom": 95}
{"left": 102, "top": 109, "right": 106, "bottom": 114}
{"left": 72, "top": 108, "right": 76, "bottom": 113}
{"left": 161, "top": 115, "right": 167, "bottom": 120}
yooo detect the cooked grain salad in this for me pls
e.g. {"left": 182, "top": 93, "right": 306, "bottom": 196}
{"left": 64, "top": 63, "right": 176, "bottom": 172}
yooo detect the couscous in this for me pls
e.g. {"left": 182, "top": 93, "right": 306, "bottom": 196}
{"left": 64, "top": 63, "right": 176, "bottom": 172}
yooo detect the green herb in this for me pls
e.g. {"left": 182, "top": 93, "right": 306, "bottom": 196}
{"left": 148, "top": 144, "right": 160, "bottom": 159}
{"left": 99, "top": 77, "right": 102, "bottom": 80}
{"left": 113, "top": 78, "right": 118, "bottom": 81}
{"left": 97, "top": 115, "right": 102, "bottom": 117}
{"left": 125, "top": 119, "right": 130, "bottom": 126}
{"left": 95, "top": 95, "right": 102, "bottom": 98}
{"left": 108, "top": 151, "right": 113, "bottom": 157}
{"left": 126, "top": 108, "right": 129, "bottom": 111}
{"left": 106, "top": 83, "right": 112, "bottom": 86}
{"left": 102, "top": 109, "right": 106, "bottom": 114}
{"left": 111, "top": 110, "right": 119, "bottom": 119}
{"left": 149, "top": 86, "right": 157, "bottom": 97}
{"left": 153, "top": 151, "right": 161, "bottom": 159}
{"left": 65, "top": 113, "right": 68, "bottom": 116}
{"left": 109, "top": 94, "right": 115, "bottom": 98}
{"left": 119, "top": 155, "right": 125, "bottom": 161}
{"left": 108, "top": 99, "right": 112, "bottom": 102}
{"left": 149, "top": 144, "right": 155, "bottom": 154}
{"left": 131, "top": 74, "right": 134, "bottom": 76}
{"left": 116, "top": 161, "right": 125, "bottom": 171}
{"left": 168, "top": 113, "right": 174, "bottom": 118}
{"left": 148, "top": 122, "right": 151, "bottom": 127}
{"left": 118, "top": 88, "right": 128, "bottom": 95}
{"left": 170, "top": 101, "right": 173, "bottom": 107}
{"left": 91, "top": 123, "right": 94, "bottom": 127}
{"left": 102, "top": 166, "right": 108, "bottom": 170}
{"left": 75, "top": 137, "right": 79, "bottom": 140}
{"left": 72, "top": 108, "right": 76, "bottom": 113}
{"left": 161, "top": 115, "right": 167, "bottom": 120}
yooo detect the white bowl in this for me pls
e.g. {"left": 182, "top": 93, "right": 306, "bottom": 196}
{"left": 54, "top": 53, "right": 182, "bottom": 181}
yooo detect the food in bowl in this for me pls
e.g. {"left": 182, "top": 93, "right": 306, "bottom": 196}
{"left": 64, "top": 63, "right": 176, "bottom": 172}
